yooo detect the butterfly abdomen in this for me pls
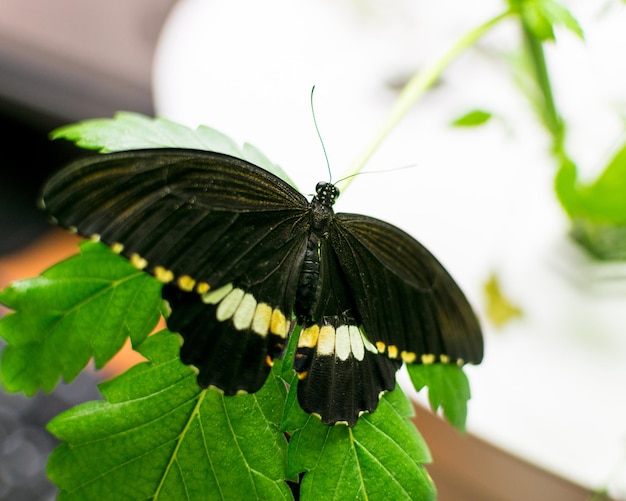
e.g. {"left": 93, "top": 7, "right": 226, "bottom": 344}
{"left": 294, "top": 236, "right": 322, "bottom": 317}
{"left": 293, "top": 187, "right": 337, "bottom": 318}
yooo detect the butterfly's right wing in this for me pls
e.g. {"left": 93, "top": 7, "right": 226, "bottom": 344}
{"left": 41, "top": 148, "right": 311, "bottom": 394}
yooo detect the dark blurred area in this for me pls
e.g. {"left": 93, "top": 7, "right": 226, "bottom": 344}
{"left": 0, "top": 103, "right": 81, "bottom": 256}
{"left": 0, "top": 2, "right": 177, "bottom": 498}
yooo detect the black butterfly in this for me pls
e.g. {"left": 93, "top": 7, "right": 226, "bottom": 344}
{"left": 41, "top": 148, "right": 483, "bottom": 426}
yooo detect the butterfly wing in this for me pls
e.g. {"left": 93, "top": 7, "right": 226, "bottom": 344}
{"left": 41, "top": 148, "right": 311, "bottom": 393}
{"left": 329, "top": 213, "right": 483, "bottom": 366}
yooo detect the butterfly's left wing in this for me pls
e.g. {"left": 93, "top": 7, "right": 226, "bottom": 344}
{"left": 293, "top": 213, "right": 482, "bottom": 426}
{"left": 330, "top": 213, "right": 483, "bottom": 366}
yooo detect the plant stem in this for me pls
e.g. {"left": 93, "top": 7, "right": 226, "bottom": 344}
{"left": 339, "top": 9, "right": 513, "bottom": 189}
{"left": 520, "top": 22, "right": 564, "bottom": 155}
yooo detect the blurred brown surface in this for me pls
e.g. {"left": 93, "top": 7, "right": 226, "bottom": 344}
{"left": 413, "top": 404, "right": 602, "bottom": 501}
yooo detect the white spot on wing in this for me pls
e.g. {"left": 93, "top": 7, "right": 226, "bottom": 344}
{"left": 202, "top": 283, "right": 233, "bottom": 304}
{"left": 216, "top": 288, "right": 245, "bottom": 321}
{"left": 349, "top": 325, "right": 365, "bottom": 361}
{"left": 335, "top": 325, "right": 351, "bottom": 361}
{"left": 233, "top": 293, "right": 257, "bottom": 330}
{"left": 360, "top": 328, "right": 378, "bottom": 354}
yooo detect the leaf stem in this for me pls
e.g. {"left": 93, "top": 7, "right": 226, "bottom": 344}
{"left": 339, "top": 9, "right": 513, "bottom": 190}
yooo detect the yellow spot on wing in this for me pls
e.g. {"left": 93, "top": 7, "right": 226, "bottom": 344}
{"left": 387, "top": 345, "right": 398, "bottom": 359}
{"left": 401, "top": 351, "right": 417, "bottom": 363}
{"left": 317, "top": 325, "right": 335, "bottom": 356}
{"left": 177, "top": 275, "right": 196, "bottom": 291}
{"left": 130, "top": 253, "right": 148, "bottom": 270}
{"left": 196, "top": 282, "right": 210, "bottom": 294}
{"left": 421, "top": 354, "right": 435, "bottom": 365}
{"left": 252, "top": 303, "right": 272, "bottom": 337}
{"left": 270, "top": 309, "right": 288, "bottom": 338}
{"left": 439, "top": 354, "right": 450, "bottom": 364}
{"left": 375, "top": 341, "right": 386, "bottom": 353}
{"left": 110, "top": 242, "right": 124, "bottom": 254}
{"left": 298, "top": 325, "right": 319, "bottom": 348}
{"left": 154, "top": 266, "right": 174, "bottom": 283}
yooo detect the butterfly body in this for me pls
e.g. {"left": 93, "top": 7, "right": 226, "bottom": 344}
{"left": 41, "top": 148, "right": 483, "bottom": 426}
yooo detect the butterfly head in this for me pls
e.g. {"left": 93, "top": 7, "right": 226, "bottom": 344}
{"left": 314, "top": 182, "right": 340, "bottom": 208}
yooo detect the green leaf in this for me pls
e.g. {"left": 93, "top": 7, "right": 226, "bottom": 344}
{"left": 483, "top": 272, "right": 523, "bottom": 328}
{"left": 0, "top": 241, "right": 161, "bottom": 394}
{"left": 574, "top": 139, "right": 626, "bottom": 225}
{"left": 47, "top": 330, "right": 292, "bottom": 501}
{"left": 555, "top": 140, "right": 626, "bottom": 259}
{"left": 407, "top": 364, "right": 471, "bottom": 432}
{"left": 287, "top": 387, "right": 435, "bottom": 501}
{"left": 50, "top": 111, "right": 296, "bottom": 187}
{"left": 517, "top": 0, "right": 584, "bottom": 41}
{"left": 451, "top": 109, "right": 492, "bottom": 127}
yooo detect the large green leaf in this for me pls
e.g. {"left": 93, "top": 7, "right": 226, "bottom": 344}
{"left": 47, "top": 330, "right": 291, "bottom": 501}
{"left": 287, "top": 387, "right": 435, "bottom": 501}
{"left": 0, "top": 241, "right": 162, "bottom": 395}
{"left": 50, "top": 111, "right": 295, "bottom": 187}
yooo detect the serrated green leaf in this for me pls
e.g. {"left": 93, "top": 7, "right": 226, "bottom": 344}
{"left": 287, "top": 387, "right": 435, "bottom": 501}
{"left": 451, "top": 109, "right": 493, "bottom": 127}
{"left": 407, "top": 364, "right": 471, "bottom": 432}
{"left": 0, "top": 241, "right": 161, "bottom": 394}
{"left": 47, "top": 330, "right": 291, "bottom": 501}
{"left": 51, "top": 111, "right": 297, "bottom": 188}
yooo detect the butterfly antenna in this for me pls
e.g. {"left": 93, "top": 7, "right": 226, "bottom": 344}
{"left": 333, "top": 163, "right": 418, "bottom": 187}
{"left": 310, "top": 86, "right": 333, "bottom": 183}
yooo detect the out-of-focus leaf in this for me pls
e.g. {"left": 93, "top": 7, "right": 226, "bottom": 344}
{"left": 483, "top": 272, "right": 523, "bottom": 328}
{"left": 451, "top": 109, "right": 493, "bottom": 127}
{"left": 515, "top": 0, "right": 584, "bottom": 41}
{"left": 556, "top": 140, "right": 626, "bottom": 259}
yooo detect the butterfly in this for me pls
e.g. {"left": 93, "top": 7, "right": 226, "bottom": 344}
{"left": 41, "top": 148, "right": 483, "bottom": 426}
